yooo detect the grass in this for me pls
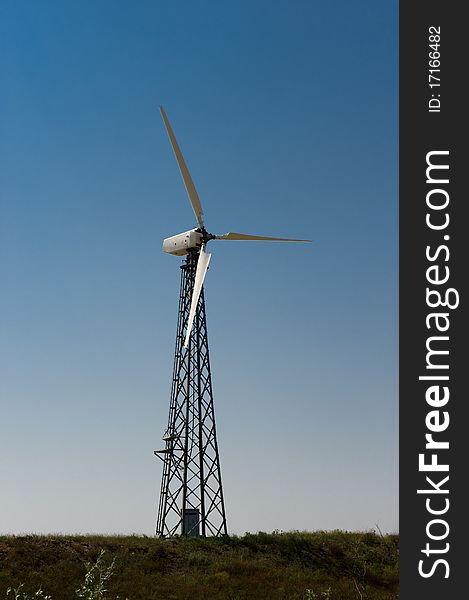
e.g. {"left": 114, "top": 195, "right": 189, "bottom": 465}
{"left": 0, "top": 530, "right": 399, "bottom": 599}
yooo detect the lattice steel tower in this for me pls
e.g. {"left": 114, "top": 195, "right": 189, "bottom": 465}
{"left": 155, "top": 106, "right": 311, "bottom": 537}
{"left": 155, "top": 251, "right": 227, "bottom": 537}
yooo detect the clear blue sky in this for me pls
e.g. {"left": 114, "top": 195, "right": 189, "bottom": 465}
{"left": 0, "top": 0, "right": 398, "bottom": 535}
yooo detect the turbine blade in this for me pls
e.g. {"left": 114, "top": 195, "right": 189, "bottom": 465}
{"left": 160, "top": 106, "right": 204, "bottom": 228}
{"left": 215, "top": 232, "right": 312, "bottom": 243}
{"left": 184, "top": 247, "right": 211, "bottom": 348}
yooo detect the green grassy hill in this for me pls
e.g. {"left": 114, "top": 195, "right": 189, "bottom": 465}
{"left": 0, "top": 531, "right": 398, "bottom": 600}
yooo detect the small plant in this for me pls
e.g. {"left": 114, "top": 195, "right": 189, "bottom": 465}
{"left": 75, "top": 549, "right": 116, "bottom": 600}
{"left": 6, "top": 584, "right": 52, "bottom": 600}
{"left": 4, "top": 550, "right": 124, "bottom": 600}
{"left": 305, "top": 587, "right": 332, "bottom": 600}
{"left": 187, "top": 550, "right": 210, "bottom": 567}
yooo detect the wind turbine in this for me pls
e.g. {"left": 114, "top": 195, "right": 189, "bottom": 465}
{"left": 155, "top": 106, "right": 311, "bottom": 537}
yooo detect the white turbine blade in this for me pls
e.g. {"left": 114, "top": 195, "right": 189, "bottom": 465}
{"left": 215, "top": 232, "right": 312, "bottom": 243}
{"left": 159, "top": 106, "right": 204, "bottom": 228}
{"left": 184, "top": 247, "right": 211, "bottom": 348}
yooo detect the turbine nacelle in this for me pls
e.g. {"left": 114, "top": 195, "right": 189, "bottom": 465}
{"left": 162, "top": 229, "right": 204, "bottom": 256}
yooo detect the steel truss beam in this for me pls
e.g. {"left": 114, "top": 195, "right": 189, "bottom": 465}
{"left": 155, "top": 251, "right": 227, "bottom": 537}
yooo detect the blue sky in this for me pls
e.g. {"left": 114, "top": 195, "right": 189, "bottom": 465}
{"left": 0, "top": 0, "right": 398, "bottom": 535}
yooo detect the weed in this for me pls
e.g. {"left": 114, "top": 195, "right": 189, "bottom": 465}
{"left": 75, "top": 550, "right": 116, "bottom": 600}
{"left": 4, "top": 551, "right": 124, "bottom": 600}
{"left": 186, "top": 550, "right": 210, "bottom": 568}
{"left": 305, "top": 587, "right": 331, "bottom": 599}
{"left": 6, "top": 585, "right": 52, "bottom": 600}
